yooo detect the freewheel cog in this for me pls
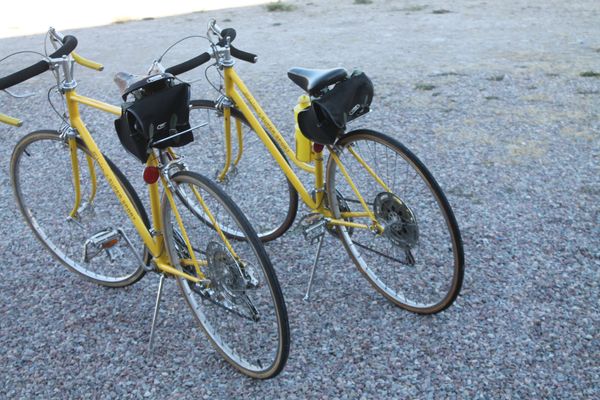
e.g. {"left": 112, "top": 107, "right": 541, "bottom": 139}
{"left": 203, "top": 241, "right": 261, "bottom": 321}
{"left": 373, "top": 192, "right": 419, "bottom": 250}
{"left": 205, "top": 241, "right": 246, "bottom": 302}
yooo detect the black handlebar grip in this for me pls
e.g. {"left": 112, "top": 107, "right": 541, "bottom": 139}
{"left": 0, "top": 61, "right": 49, "bottom": 90}
{"left": 0, "top": 35, "right": 78, "bottom": 91}
{"left": 165, "top": 52, "right": 212, "bottom": 75}
{"left": 230, "top": 45, "right": 258, "bottom": 64}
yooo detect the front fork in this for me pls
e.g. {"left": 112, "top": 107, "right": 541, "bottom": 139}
{"left": 216, "top": 99, "right": 244, "bottom": 182}
{"left": 62, "top": 126, "right": 97, "bottom": 222}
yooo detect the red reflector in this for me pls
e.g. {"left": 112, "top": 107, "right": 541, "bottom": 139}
{"left": 313, "top": 143, "right": 324, "bottom": 153}
{"left": 143, "top": 166, "right": 160, "bottom": 184}
{"left": 102, "top": 238, "right": 119, "bottom": 249}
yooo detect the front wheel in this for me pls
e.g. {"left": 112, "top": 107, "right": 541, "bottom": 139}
{"left": 183, "top": 99, "right": 298, "bottom": 242}
{"left": 326, "top": 130, "right": 464, "bottom": 314}
{"left": 162, "top": 171, "right": 289, "bottom": 379}
{"left": 10, "top": 130, "right": 150, "bottom": 287}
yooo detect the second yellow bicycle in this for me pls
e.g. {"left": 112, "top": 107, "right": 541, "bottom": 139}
{"left": 157, "top": 20, "right": 465, "bottom": 314}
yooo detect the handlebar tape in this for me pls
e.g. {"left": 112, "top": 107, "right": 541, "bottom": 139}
{"left": 165, "top": 52, "right": 212, "bottom": 75}
{"left": 0, "top": 35, "right": 78, "bottom": 91}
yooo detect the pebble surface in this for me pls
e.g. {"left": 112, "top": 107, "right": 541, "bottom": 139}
{"left": 0, "top": 1, "right": 598, "bottom": 398}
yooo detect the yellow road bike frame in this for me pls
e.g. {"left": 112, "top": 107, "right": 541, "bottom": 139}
{"left": 34, "top": 84, "right": 239, "bottom": 284}
{"left": 1, "top": 48, "right": 241, "bottom": 285}
{"left": 217, "top": 66, "right": 388, "bottom": 233}
{"left": 0, "top": 113, "right": 23, "bottom": 127}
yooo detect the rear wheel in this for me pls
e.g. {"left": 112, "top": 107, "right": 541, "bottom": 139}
{"left": 162, "top": 170, "right": 289, "bottom": 378}
{"left": 326, "top": 130, "right": 464, "bottom": 314}
{"left": 183, "top": 99, "right": 298, "bottom": 242}
{"left": 10, "top": 130, "right": 149, "bottom": 287}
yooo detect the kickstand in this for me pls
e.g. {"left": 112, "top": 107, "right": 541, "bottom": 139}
{"left": 148, "top": 274, "right": 166, "bottom": 352}
{"left": 304, "top": 233, "right": 325, "bottom": 302}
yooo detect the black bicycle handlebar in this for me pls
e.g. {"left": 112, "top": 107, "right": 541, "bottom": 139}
{"left": 218, "top": 28, "right": 257, "bottom": 64}
{"left": 230, "top": 45, "right": 258, "bottom": 64}
{"left": 164, "top": 27, "right": 257, "bottom": 76}
{"left": 0, "top": 35, "right": 78, "bottom": 91}
{"left": 164, "top": 52, "right": 211, "bottom": 75}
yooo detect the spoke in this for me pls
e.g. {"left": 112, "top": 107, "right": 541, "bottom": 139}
{"left": 194, "top": 285, "right": 258, "bottom": 322}
{"left": 386, "top": 145, "right": 390, "bottom": 189}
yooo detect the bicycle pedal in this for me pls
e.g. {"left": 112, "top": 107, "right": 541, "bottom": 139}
{"left": 82, "top": 228, "right": 121, "bottom": 262}
{"left": 299, "top": 213, "right": 326, "bottom": 243}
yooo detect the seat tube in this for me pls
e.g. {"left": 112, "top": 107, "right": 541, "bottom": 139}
{"left": 314, "top": 148, "right": 325, "bottom": 210}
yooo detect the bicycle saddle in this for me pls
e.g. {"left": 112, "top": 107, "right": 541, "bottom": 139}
{"left": 287, "top": 67, "right": 348, "bottom": 96}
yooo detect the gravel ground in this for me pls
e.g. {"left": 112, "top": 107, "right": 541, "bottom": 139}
{"left": 1, "top": 0, "right": 599, "bottom": 398}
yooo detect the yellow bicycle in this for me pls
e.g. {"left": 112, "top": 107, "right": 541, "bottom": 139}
{"left": 156, "top": 20, "right": 465, "bottom": 314}
{"left": 0, "top": 28, "right": 289, "bottom": 379}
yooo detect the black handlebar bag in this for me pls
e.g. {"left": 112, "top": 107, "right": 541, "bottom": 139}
{"left": 298, "top": 71, "right": 374, "bottom": 145}
{"left": 114, "top": 74, "right": 193, "bottom": 163}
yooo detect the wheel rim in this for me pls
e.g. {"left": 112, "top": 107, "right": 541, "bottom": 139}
{"left": 327, "top": 132, "right": 462, "bottom": 312}
{"left": 181, "top": 101, "right": 297, "bottom": 241}
{"left": 11, "top": 132, "right": 145, "bottom": 286}
{"left": 163, "top": 172, "right": 287, "bottom": 377}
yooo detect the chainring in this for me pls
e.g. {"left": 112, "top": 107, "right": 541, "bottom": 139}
{"left": 373, "top": 192, "right": 419, "bottom": 250}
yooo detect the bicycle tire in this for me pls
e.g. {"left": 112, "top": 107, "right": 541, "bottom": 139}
{"left": 326, "top": 129, "right": 464, "bottom": 314}
{"left": 183, "top": 99, "right": 298, "bottom": 242}
{"left": 10, "top": 130, "right": 150, "bottom": 287}
{"left": 162, "top": 170, "right": 289, "bottom": 379}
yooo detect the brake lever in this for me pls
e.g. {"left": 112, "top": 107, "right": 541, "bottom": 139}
{"left": 48, "top": 27, "right": 63, "bottom": 51}
{"left": 207, "top": 18, "right": 223, "bottom": 44}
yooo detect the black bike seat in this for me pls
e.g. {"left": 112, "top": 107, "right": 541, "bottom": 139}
{"left": 287, "top": 67, "right": 348, "bottom": 95}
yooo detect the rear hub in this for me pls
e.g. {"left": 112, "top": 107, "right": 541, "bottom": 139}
{"left": 373, "top": 192, "right": 419, "bottom": 250}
